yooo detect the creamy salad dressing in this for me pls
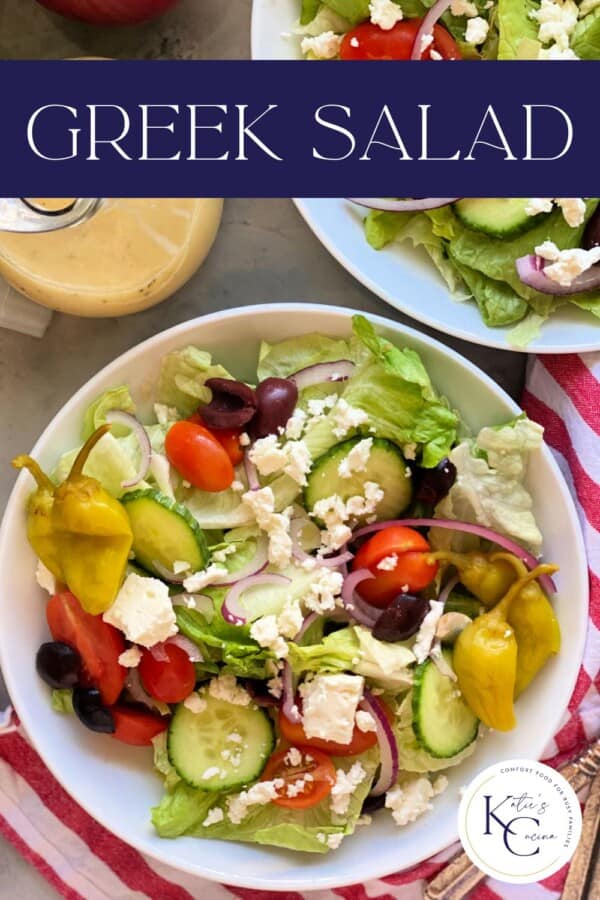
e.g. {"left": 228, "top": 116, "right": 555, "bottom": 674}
{"left": 0, "top": 198, "right": 223, "bottom": 316}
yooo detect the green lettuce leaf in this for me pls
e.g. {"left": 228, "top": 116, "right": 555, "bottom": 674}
{"left": 82, "top": 386, "right": 137, "bottom": 440}
{"left": 257, "top": 333, "right": 352, "bottom": 381}
{"left": 51, "top": 689, "right": 74, "bottom": 714}
{"left": 157, "top": 346, "right": 233, "bottom": 418}
{"left": 175, "top": 605, "right": 273, "bottom": 680}
{"left": 301, "top": 0, "right": 322, "bottom": 24}
{"left": 52, "top": 432, "right": 148, "bottom": 499}
{"left": 571, "top": 6, "right": 600, "bottom": 57}
{"left": 450, "top": 259, "right": 529, "bottom": 326}
{"left": 152, "top": 748, "right": 379, "bottom": 851}
{"left": 395, "top": 693, "right": 478, "bottom": 773}
{"left": 496, "top": 0, "right": 540, "bottom": 58}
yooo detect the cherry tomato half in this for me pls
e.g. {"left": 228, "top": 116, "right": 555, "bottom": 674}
{"left": 340, "top": 19, "right": 462, "bottom": 61}
{"left": 279, "top": 702, "right": 378, "bottom": 756}
{"left": 165, "top": 420, "right": 234, "bottom": 492}
{"left": 188, "top": 412, "right": 244, "bottom": 466}
{"left": 46, "top": 591, "right": 126, "bottom": 706}
{"left": 261, "top": 747, "right": 336, "bottom": 809}
{"left": 138, "top": 644, "right": 196, "bottom": 704}
{"left": 111, "top": 706, "right": 169, "bottom": 746}
{"left": 353, "top": 526, "right": 439, "bottom": 607}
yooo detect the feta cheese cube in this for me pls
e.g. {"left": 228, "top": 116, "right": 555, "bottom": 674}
{"left": 465, "top": 16, "right": 489, "bottom": 44}
{"left": 202, "top": 807, "right": 224, "bottom": 827}
{"left": 35, "top": 560, "right": 56, "bottom": 595}
{"left": 300, "top": 673, "right": 365, "bottom": 745}
{"left": 330, "top": 762, "right": 367, "bottom": 815}
{"left": 337, "top": 438, "right": 373, "bottom": 479}
{"left": 118, "top": 646, "right": 142, "bottom": 668}
{"left": 208, "top": 674, "right": 252, "bottom": 707}
{"left": 385, "top": 775, "right": 448, "bottom": 826}
{"left": 301, "top": 31, "right": 343, "bottom": 59}
{"left": 103, "top": 573, "right": 176, "bottom": 648}
{"left": 332, "top": 399, "right": 369, "bottom": 439}
{"left": 369, "top": 0, "right": 403, "bottom": 30}
{"left": 535, "top": 240, "right": 600, "bottom": 286}
{"left": 250, "top": 615, "right": 288, "bottom": 658}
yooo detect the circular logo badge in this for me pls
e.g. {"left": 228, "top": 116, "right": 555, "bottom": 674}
{"left": 458, "top": 759, "right": 582, "bottom": 884}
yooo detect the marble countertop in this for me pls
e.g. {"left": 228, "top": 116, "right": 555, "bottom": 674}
{"left": 0, "top": 2, "right": 526, "bottom": 895}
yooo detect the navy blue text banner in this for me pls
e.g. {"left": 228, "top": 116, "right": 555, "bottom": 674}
{"left": 1, "top": 60, "right": 597, "bottom": 197}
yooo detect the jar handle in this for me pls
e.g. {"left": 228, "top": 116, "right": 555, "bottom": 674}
{"left": 0, "top": 199, "right": 104, "bottom": 233}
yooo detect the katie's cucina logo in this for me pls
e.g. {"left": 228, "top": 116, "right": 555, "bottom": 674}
{"left": 458, "top": 759, "right": 582, "bottom": 884}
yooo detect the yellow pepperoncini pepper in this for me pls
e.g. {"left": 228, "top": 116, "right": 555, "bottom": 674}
{"left": 12, "top": 455, "right": 64, "bottom": 581}
{"left": 429, "top": 550, "right": 517, "bottom": 608}
{"left": 453, "top": 563, "right": 558, "bottom": 731}
{"left": 13, "top": 426, "right": 133, "bottom": 615}
{"left": 490, "top": 553, "right": 561, "bottom": 697}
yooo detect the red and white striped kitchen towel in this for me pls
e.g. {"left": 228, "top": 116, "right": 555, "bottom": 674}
{"left": 0, "top": 353, "right": 598, "bottom": 900}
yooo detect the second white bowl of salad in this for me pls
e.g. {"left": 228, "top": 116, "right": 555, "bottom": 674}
{"left": 0, "top": 304, "right": 588, "bottom": 889}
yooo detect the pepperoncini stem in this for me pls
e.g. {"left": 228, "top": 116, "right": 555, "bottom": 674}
{"left": 12, "top": 455, "right": 54, "bottom": 491}
{"left": 488, "top": 553, "right": 529, "bottom": 579}
{"left": 69, "top": 424, "right": 111, "bottom": 478}
{"left": 494, "top": 563, "right": 559, "bottom": 619}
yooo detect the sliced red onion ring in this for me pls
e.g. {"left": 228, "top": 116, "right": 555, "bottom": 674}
{"left": 516, "top": 253, "right": 600, "bottom": 295}
{"left": 352, "top": 519, "right": 556, "bottom": 595}
{"left": 289, "top": 360, "right": 355, "bottom": 391}
{"left": 438, "top": 573, "right": 459, "bottom": 607}
{"left": 360, "top": 691, "right": 399, "bottom": 796}
{"left": 290, "top": 519, "right": 353, "bottom": 569}
{"left": 216, "top": 536, "right": 269, "bottom": 586}
{"left": 341, "top": 568, "right": 380, "bottom": 628}
{"left": 411, "top": 0, "right": 452, "bottom": 59}
{"left": 166, "top": 634, "right": 203, "bottom": 662}
{"left": 349, "top": 198, "right": 459, "bottom": 213}
{"left": 281, "top": 660, "right": 301, "bottom": 723}
{"left": 222, "top": 573, "right": 291, "bottom": 625}
{"left": 294, "top": 612, "right": 319, "bottom": 642}
{"left": 149, "top": 643, "right": 169, "bottom": 662}
{"left": 243, "top": 452, "right": 260, "bottom": 491}
{"left": 105, "top": 409, "right": 152, "bottom": 489}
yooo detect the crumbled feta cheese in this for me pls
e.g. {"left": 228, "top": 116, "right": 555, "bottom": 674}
{"left": 285, "top": 408, "right": 308, "bottom": 440}
{"left": 307, "top": 395, "right": 338, "bottom": 417}
{"left": 183, "top": 692, "right": 207, "bottom": 714}
{"left": 337, "top": 438, "right": 373, "bottom": 479}
{"left": 377, "top": 553, "right": 398, "bottom": 572}
{"left": 285, "top": 747, "right": 303, "bottom": 766}
{"left": 369, "top": 0, "right": 403, "bottom": 30}
{"left": 538, "top": 43, "right": 579, "bottom": 57}
{"left": 413, "top": 600, "right": 445, "bottom": 663}
{"left": 355, "top": 710, "right": 377, "bottom": 733}
{"left": 250, "top": 615, "right": 288, "bottom": 658}
{"left": 332, "top": 399, "right": 369, "bottom": 439}
{"left": 228, "top": 778, "right": 285, "bottom": 824}
{"left": 249, "top": 435, "right": 288, "bottom": 476}
{"left": 301, "top": 674, "right": 364, "bottom": 745}
{"left": 327, "top": 833, "right": 344, "bottom": 849}
{"left": 385, "top": 775, "right": 447, "bottom": 826}
{"left": 202, "top": 807, "right": 224, "bottom": 827}
{"left": 239, "top": 432, "right": 251, "bottom": 446}
{"left": 172, "top": 560, "right": 191, "bottom": 575}
{"left": 312, "top": 495, "right": 352, "bottom": 552}
{"left": 531, "top": 0, "right": 578, "bottom": 51}
{"left": 212, "top": 543, "right": 238, "bottom": 563}
{"left": 227, "top": 731, "right": 243, "bottom": 744}
{"left": 284, "top": 440, "right": 312, "bottom": 486}
{"left": 301, "top": 31, "right": 343, "bottom": 59}
{"left": 277, "top": 600, "right": 304, "bottom": 639}
{"left": 183, "top": 564, "right": 228, "bottom": 592}
{"left": 525, "top": 198, "right": 554, "bottom": 217}
{"left": 305, "top": 567, "right": 344, "bottom": 614}
{"left": 317, "top": 832, "right": 326, "bottom": 844}
{"left": 555, "top": 198, "right": 587, "bottom": 228}
{"left": 430, "top": 48, "right": 443, "bottom": 60}
{"left": 345, "top": 482, "right": 384, "bottom": 520}
{"left": 202, "top": 766, "right": 222, "bottom": 780}
{"left": 242, "top": 487, "right": 293, "bottom": 569}
{"left": 118, "top": 646, "right": 142, "bottom": 668}
{"left": 208, "top": 673, "right": 252, "bottom": 707}
{"left": 267, "top": 675, "right": 283, "bottom": 698}
{"left": 535, "top": 240, "right": 600, "bottom": 286}
{"left": 330, "top": 763, "right": 367, "bottom": 816}
{"left": 465, "top": 16, "right": 489, "bottom": 43}
{"left": 231, "top": 480, "right": 245, "bottom": 493}
{"left": 350, "top": 36, "right": 360, "bottom": 47}
{"left": 420, "top": 33, "right": 434, "bottom": 54}
{"left": 450, "top": 0, "right": 478, "bottom": 15}
{"left": 35, "top": 560, "right": 56, "bottom": 595}
{"left": 103, "top": 574, "right": 177, "bottom": 648}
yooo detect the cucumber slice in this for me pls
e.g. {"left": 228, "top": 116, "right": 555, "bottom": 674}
{"left": 167, "top": 692, "right": 274, "bottom": 790}
{"left": 121, "top": 489, "right": 209, "bottom": 579}
{"left": 444, "top": 591, "right": 483, "bottom": 620}
{"left": 454, "top": 199, "right": 546, "bottom": 240}
{"left": 305, "top": 437, "right": 412, "bottom": 524}
{"left": 412, "top": 649, "right": 479, "bottom": 758}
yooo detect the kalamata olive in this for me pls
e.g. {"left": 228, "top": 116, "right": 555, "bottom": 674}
{"left": 201, "top": 378, "right": 257, "bottom": 429}
{"left": 583, "top": 208, "right": 600, "bottom": 250}
{"left": 361, "top": 793, "right": 386, "bottom": 814}
{"left": 249, "top": 377, "right": 299, "bottom": 439}
{"left": 36, "top": 641, "right": 80, "bottom": 689}
{"left": 244, "top": 679, "right": 278, "bottom": 707}
{"left": 413, "top": 458, "right": 457, "bottom": 508}
{"left": 72, "top": 686, "right": 115, "bottom": 734}
{"left": 372, "top": 593, "right": 429, "bottom": 642}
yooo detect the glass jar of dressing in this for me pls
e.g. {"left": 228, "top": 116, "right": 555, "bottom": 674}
{"left": 0, "top": 198, "right": 223, "bottom": 317}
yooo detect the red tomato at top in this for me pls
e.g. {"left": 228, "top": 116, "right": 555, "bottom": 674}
{"left": 353, "top": 526, "right": 438, "bottom": 608}
{"left": 165, "top": 420, "right": 235, "bottom": 492}
{"left": 279, "top": 703, "right": 378, "bottom": 756}
{"left": 340, "top": 20, "right": 462, "bottom": 61}
{"left": 111, "top": 706, "right": 168, "bottom": 746}
{"left": 261, "top": 747, "right": 336, "bottom": 809}
{"left": 138, "top": 644, "right": 196, "bottom": 704}
{"left": 46, "top": 591, "right": 126, "bottom": 705}
{"left": 35, "top": 0, "right": 179, "bottom": 26}
{"left": 188, "top": 413, "right": 245, "bottom": 466}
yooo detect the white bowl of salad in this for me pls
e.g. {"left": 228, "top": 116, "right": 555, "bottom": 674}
{"left": 0, "top": 304, "right": 588, "bottom": 890}
{"left": 252, "top": 0, "right": 599, "bottom": 61}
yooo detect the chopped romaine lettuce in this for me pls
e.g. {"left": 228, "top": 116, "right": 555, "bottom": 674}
{"left": 51, "top": 689, "right": 74, "bottom": 714}
{"left": 157, "top": 346, "right": 233, "bottom": 418}
{"left": 395, "top": 693, "right": 478, "bottom": 772}
{"left": 82, "top": 386, "right": 137, "bottom": 440}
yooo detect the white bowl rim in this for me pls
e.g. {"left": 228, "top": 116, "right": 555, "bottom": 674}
{"left": 0, "top": 303, "right": 589, "bottom": 890}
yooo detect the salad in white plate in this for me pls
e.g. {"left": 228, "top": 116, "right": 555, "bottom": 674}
{"left": 353, "top": 198, "right": 600, "bottom": 346}
{"left": 16, "top": 315, "right": 560, "bottom": 853}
